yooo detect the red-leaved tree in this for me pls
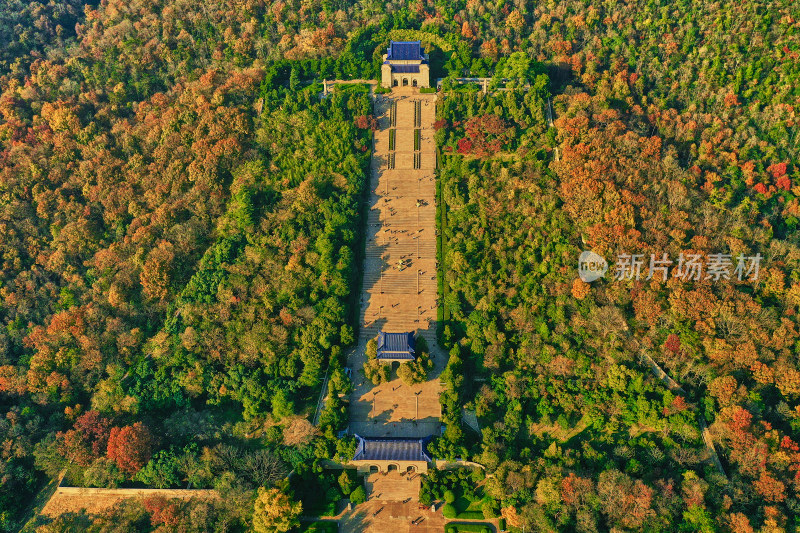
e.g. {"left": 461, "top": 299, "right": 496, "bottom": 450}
{"left": 56, "top": 410, "right": 112, "bottom": 466}
{"left": 143, "top": 495, "right": 182, "bottom": 527}
{"left": 457, "top": 138, "right": 473, "bottom": 154}
{"left": 354, "top": 115, "right": 378, "bottom": 131}
{"left": 106, "top": 422, "right": 154, "bottom": 475}
{"left": 767, "top": 162, "right": 787, "bottom": 179}
{"left": 664, "top": 333, "right": 681, "bottom": 354}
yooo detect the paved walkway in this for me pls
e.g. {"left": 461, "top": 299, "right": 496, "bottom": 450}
{"left": 303, "top": 474, "right": 499, "bottom": 533}
{"left": 307, "top": 498, "right": 499, "bottom": 533}
{"left": 334, "top": 500, "right": 445, "bottom": 533}
{"left": 347, "top": 89, "right": 444, "bottom": 439}
{"left": 365, "top": 471, "right": 421, "bottom": 502}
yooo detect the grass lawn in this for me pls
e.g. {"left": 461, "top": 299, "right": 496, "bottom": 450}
{"left": 436, "top": 173, "right": 450, "bottom": 324}
{"left": 448, "top": 495, "right": 491, "bottom": 519}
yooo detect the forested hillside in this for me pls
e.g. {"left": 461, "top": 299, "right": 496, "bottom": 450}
{"left": 431, "top": 2, "right": 800, "bottom": 531}
{"left": 0, "top": 1, "right": 377, "bottom": 528}
{"left": 0, "top": 0, "right": 798, "bottom": 530}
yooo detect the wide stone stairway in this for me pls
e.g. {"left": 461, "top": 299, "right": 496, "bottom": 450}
{"left": 347, "top": 92, "right": 443, "bottom": 439}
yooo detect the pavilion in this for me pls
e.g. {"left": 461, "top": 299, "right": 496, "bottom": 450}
{"left": 376, "top": 331, "right": 416, "bottom": 361}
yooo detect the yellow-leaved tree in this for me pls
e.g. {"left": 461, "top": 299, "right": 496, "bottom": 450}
{"left": 252, "top": 487, "right": 302, "bottom": 533}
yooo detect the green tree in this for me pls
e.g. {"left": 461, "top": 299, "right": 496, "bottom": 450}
{"left": 338, "top": 469, "right": 356, "bottom": 496}
{"left": 83, "top": 458, "right": 126, "bottom": 488}
{"left": 398, "top": 350, "right": 434, "bottom": 386}
{"left": 135, "top": 450, "right": 181, "bottom": 489}
{"left": 349, "top": 485, "right": 366, "bottom": 505}
{"left": 366, "top": 338, "right": 377, "bottom": 359}
{"left": 363, "top": 337, "right": 390, "bottom": 384}
{"left": 272, "top": 389, "right": 295, "bottom": 421}
{"left": 499, "top": 51, "right": 531, "bottom": 84}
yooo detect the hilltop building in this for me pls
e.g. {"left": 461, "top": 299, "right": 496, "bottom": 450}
{"left": 381, "top": 41, "right": 430, "bottom": 88}
{"left": 350, "top": 434, "right": 432, "bottom": 473}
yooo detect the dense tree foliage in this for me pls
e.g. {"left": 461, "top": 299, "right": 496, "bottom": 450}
{"left": 432, "top": 2, "right": 800, "bottom": 529}
{"left": 0, "top": 1, "right": 376, "bottom": 527}
{"left": 0, "top": 0, "right": 797, "bottom": 529}
{"left": 0, "top": 0, "right": 92, "bottom": 81}
{"left": 397, "top": 335, "right": 434, "bottom": 387}
{"left": 252, "top": 487, "right": 302, "bottom": 533}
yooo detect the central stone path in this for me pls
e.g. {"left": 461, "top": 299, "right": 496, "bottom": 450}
{"left": 348, "top": 90, "right": 443, "bottom": 439}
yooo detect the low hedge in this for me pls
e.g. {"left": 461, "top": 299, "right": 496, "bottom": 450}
{"left": 445, "top": 524, "right": 491, "bottom": 533}
{"left": 386, "top": 29, "right": 454, "bottom": 52}
{"left": 302, "top": 521, "right": 338, "bottom": 533}
{"left": 334, "top": 83, "right": 370, "bottom": 93}
{"left": 443, "top": 508, "right": 485, "bottom": 520}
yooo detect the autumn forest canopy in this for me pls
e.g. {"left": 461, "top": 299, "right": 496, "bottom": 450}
{"left": 0, "top": 0, "right": 799, "bottom": 531}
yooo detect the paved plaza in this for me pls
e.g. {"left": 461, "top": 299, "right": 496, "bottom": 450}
{"left": 336, "top": 500, "right": 445, "bottom": 533}
{"left": 365, "top": 471, "right": 421, "bottom": 502}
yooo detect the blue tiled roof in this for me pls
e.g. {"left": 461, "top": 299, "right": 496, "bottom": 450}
{"left": 353, "top": 435, "right": 433, "bottom": 462}
{"left": 391, "top": 65, "right": 420, "bottom": 73}
{"left": 387, "top": 41, "right": 425, "bottom": 60}
{"left": 377, "top": 332, "right": 415, "bottom": 360}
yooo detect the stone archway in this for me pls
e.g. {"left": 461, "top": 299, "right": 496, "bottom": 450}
{"left": 387, "top": 463, "right": 399, "bottom": 472}
{"left": 393, "top": 79, "right": 398, "bottom": 87}
{"left": 402, "top": 78, "right": 408, "bottom": 87}
{"left": 406, "top": 465, "right": 416, "bottom": 473}
{"left": 412, "top": 79, "right": 418, "bottom": 87}
{"left": 369, "top": 465, "right": 380, "bottom": 474}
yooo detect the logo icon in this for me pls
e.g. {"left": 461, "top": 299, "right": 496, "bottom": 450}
{"left": 579, "top": 251, "right": 608, "bottom": 282}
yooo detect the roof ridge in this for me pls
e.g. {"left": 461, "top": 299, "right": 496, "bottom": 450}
{"left": 352, "top": 434, "right": 434, "bottom": 462}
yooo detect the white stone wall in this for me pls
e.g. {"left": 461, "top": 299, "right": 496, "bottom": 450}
{"left": 352, "top": 460, "right": 428, "bottom": 474}
{"left": 381, "top": 55, "right": 430, "bottom": 88}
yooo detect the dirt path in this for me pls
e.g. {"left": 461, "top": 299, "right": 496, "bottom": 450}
{"left": 640, "top": 352, "right": 727, "bottom": 479}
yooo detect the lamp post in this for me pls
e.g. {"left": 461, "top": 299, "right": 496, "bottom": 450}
{"left": 414, "top": 390, "right": 421, "bottom": 425}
